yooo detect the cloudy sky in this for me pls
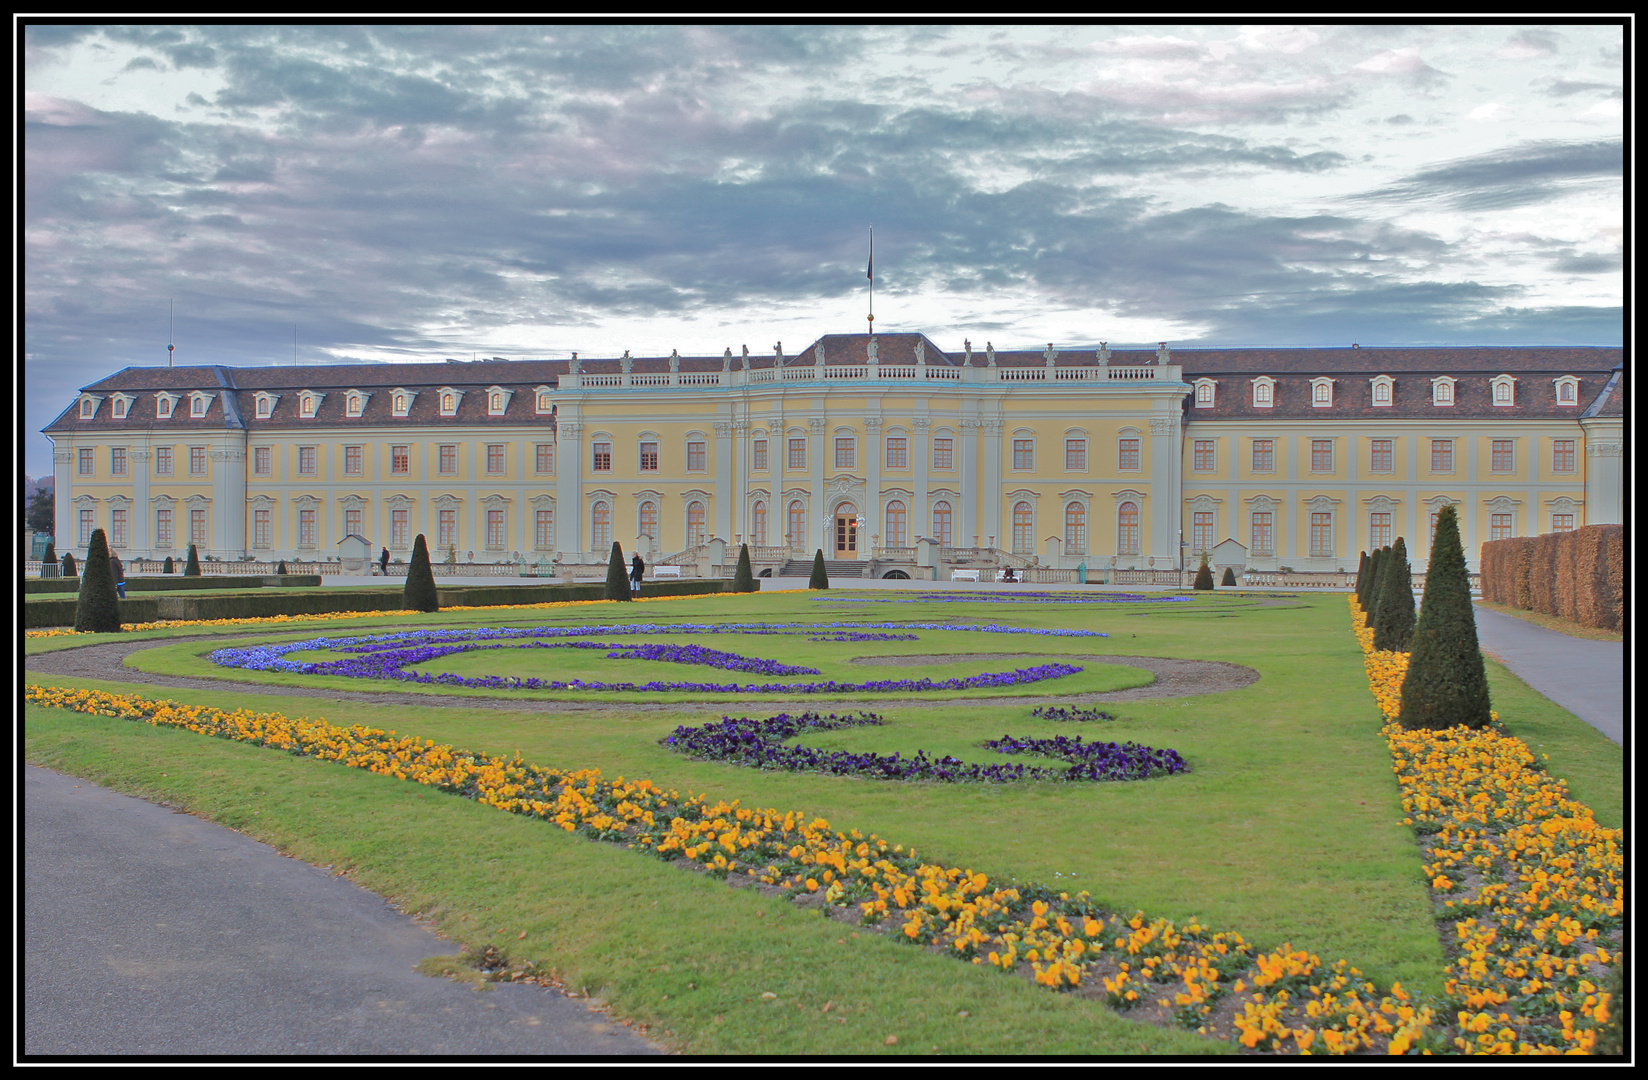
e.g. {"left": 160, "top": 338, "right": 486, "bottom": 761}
{"left": 22, "top": 23, "right": 1625, "bottom": 476}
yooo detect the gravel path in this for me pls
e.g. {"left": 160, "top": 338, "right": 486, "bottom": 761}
{"left": 26, "top": 635, "right": 1258, "bottom": 713}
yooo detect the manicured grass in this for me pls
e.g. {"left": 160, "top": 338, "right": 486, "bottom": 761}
{"left": 24, "top": 588, "right": 1624, "bottom": 1053}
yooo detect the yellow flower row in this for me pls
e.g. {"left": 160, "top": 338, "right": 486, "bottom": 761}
{"left": 1348, "top": 597, "right": 1619, "bottom": 1055}
{"left": 26, "top": 679, "right": 1446, "bottom": 1057}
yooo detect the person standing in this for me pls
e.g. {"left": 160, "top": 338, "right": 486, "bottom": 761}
{"left": 110, "top": 551, "right": 126, "bottom": 599}
{"left": 379, "top": 546, "right": 389, "bottom": 577}
{"left": 629, "top": 552, "right": 644, "bottom": 594}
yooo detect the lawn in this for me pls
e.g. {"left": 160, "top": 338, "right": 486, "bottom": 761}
{"left": 22, "top": 588, "right": 1622, "bottom": 1054}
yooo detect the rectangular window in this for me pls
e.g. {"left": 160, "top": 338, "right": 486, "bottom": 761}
{"left": 345, "top": 445, "right": 363, "bottom": 476}
{"left": 156, "top": 509, "right": 174, "bottom": 547}
{"left": 1250, "top": 512, "right": 1273, "bottom": 556}
{"left": 345, "top": 509, "right": 362, "bottom": 539}
{"left": 190, "top": 447, "right": 207, "bottom": 477}
{"left": 299, "top": 510, "right": 316, "bottom": 548}
{"left": 687, "top": 441, "right": 707, "bottom": 471}
{"left": 191, "top": 509, "right": 207, "bottom": 546}
{"left": 111, "top": 447, "right": 127, "bottom": 477}
{"left": 1310, "top": 440, "right": 1333, "bottom": 473}
{"left": 438, "top": 510, "right": 456, "bottom": 549}
{"left": 1370, "top": 439, "right": 1392, "bottom": 473}
{"left": 1065, "top": 439, "right": 1086, "bottom": 471}
{"left": 1370, "top": 512, "right": 1392, "bottom": 548}
{"left": 392, "top": 510, "right": 408, "bottom": 548}
{"left": 932, "top": 438, "right": 953, "bottom": 470}
{"left": 1552, "top": 439, "right": 1575, "bottom": 473}
{"left": 592, "top": 442, "right": 612, "bottom": 472}
{"left": 79, "top": 509, "right": 94, "bottom": 544}
{"left": 788, "top": 438, "right": 806, "bottom": 471}
{"left": 752, "top": 439, "right": 768, "bottom": 471}
{"left": 1012, "top": 439, "right": 1033, "bottom": 470}
{"left": 298, "top": 446, "right": 316, "bottom": 476}
{"left": 253, "top": 509, "right": 270, "bottom": 549}
{"left": 486, "top": 510, "right": 505, "bottom": 550}
{"left": 486, "top": 444, "right": 505, "bottom": 475}
{"left": 1552, "top": 513, "right": 1574, "bottom": 533}
{"left": 156, "top": 447, "right": 173, "bottom": 476}
{"left": 1193, "top": 440, "right": 1215, "bottom": 472}
{"left": 535, "top": 444, "right": 553, "bottom": 475}
{"left": 639, "top": 442, "right": 659, "bottom": 471}
{"left": 1490, "top": 513, "right": 1512, "bottom": 542}
{"left": 834, "top": 438, "right": 855, "bottom": 469}
{"left": 885, "top": 437, "right": 907, "bottom": 470}
{"left": 78, "top": 448, "right": 94, "bottom": 477}
{"left": 1251, "top": 439, "right": 1273, "bottom": 473}
{"left": 1431, "top": 440, "right": 1453, "bottom": 473}
{"left": 535, "top": 510, "right": 554, "bottom": 550}
{"left": 392, "top": 445, "right": 410, "bottom": 474}
{"left": 1118, "top": 439, "right": 1140, "bottom": 471}
{"left": 254, "top": 447, "right": 271, "bottom": 476}
{"left": 1192, "top": 511, "right": 1214, "bottom": 553}
{"left": 1491, "top": 439, "right": 1514, "bottom": 473}
{"left": 1309, "top": 513, "right": 1332, "bottom": 557}
{"left": 111, "top": 508, "right": 128, "bottom": 547}
{"left": 439, "top": 444, "right": 457, "bottom": 475}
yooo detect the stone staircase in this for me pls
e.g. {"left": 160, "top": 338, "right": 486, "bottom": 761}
{"left": 775, "top": 558, "right": 867, "bottom": 579}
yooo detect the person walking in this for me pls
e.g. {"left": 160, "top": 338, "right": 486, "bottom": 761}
{"left": 629, "top": 552, "right": 645, "bottom": 594}
{"left": 378, "top": 546, "right": 390, "bottom": 577}
{"left": 110, "top": 551, "right": 126, "bottom": 599}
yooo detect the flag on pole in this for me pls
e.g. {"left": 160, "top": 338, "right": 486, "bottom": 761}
{"left": 867, "top": 226, "right": 873, "bottom": 281}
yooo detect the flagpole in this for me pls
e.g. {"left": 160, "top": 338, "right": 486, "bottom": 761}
{"left": 867, "top": 224, "right": 874, "bottom": 337}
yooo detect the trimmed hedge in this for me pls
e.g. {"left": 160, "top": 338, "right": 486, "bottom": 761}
{"left": 28, "top": 576, "right": 278, "bottom": 595}
{"left": 1480, "top": 524, "right": 1622, "bottom": 631}
{"left": 26, "top": 597, "right": 161, "bottom": 629}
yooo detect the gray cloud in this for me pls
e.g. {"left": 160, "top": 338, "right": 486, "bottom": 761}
{"left": 1360, "top": 139, "right": 1621, "bottom": 210}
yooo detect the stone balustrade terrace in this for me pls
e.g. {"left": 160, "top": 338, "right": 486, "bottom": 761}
{"left": 564, "top": 364, "right": 1181, "bottom": 391}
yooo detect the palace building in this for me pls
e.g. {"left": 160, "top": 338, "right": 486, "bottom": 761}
{"left": 45, "top": 332, "right": 1623, "bottom": 578}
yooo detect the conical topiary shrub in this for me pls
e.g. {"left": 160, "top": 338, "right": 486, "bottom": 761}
{"left": 1221, "top": 566, "right": 1237, "bottom": 587}
{"left": 1192, "top": 554, "right": 1214, "bottom": 590}
{"left": 42, "top": 540, "right": 56, "bottom": 567}
{"left": 1399, "top": 506, "right": 1492, "bottom": 731}
{"left": 1372, "top": 537, "right": 1416, "bottom": 652}
{"left": 162, "top": 555, "right": 175, "bottom": 574}
{"left": 809, "top": 549, "right": 829, "bottom": 590}
{"left": 605, "top": 542, "right": 631, "bottom": 601}
{"left": 1354, "top": 550, "right": 1369, "bottom": 606}
{"left": 184, "top": 543, "right": 201, "bottom": 577}
{"left": 403, "top": 534, "right": 439, "bottom": 612}
{"left": 1366, "top": 546, "right": 1389, "bottom": 619}
{"left": 275, "top": 559, "right": 288, "bottom": 576}
{"left": 61, "top": 552, "right": 77, "bottom": 579}
{"left": 74, "top": 528, "right": 122, "bottom": 633}
{"left": 733, "top": 543, "right": 755, "bottom": 593}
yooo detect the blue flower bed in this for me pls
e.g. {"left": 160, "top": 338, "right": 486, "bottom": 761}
{"left": 661, "top": 711, "right": 1187, "bottom": 782}
{"left": 208, "top": 621, "right": 1102, "bottom": 695}
{"left": 1030, "top": 705, "right": 1117, "bottom": 722}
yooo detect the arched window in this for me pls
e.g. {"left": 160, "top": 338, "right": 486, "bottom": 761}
{"left": 787, "top": 500, "right": 806, "bottom": 552}
{"left": 638, "top": 501, "right": 658, "bottom": 543}
{"left": 932, "top": 501, "right": 953, "bottom": 547}
{"left": 1118, "top": 502, "right": 1139, "bottom": 555}
{"left": 752, "top": 501, "right": 768, "bottom": 546}
{"left": 1373, "top": 381, "right": 1391, "bottom": 404}
{"left": 1012, "top": 502, "right": 1033, "bottom": 554}
{"left": 1195, "top": 383, "right": 1213, "bottom": 405}
{"left": 1494, "top": 381, "right": 1512, "bottom": 404}
{"left": 491, "top": 392, "right": 503, "bottom": 412}
{"left": 885, "top": 501, "right": 907, "bottom": 547}
{"left": 1064, "top": 502, "right": 1086, "bottom": 555}
{"left": 1254, "top": 382, "right": 1272, "bottom": 406}
{"left": 591, "top": 501, "right": 611, "bottom": 552}
{"left": 687, "top": 501, "right": 706, "bottom": 546}
{"left": 1558, "top": 382, "right": 1575, "bottom": 402}
{"left": 347, "top": 395, "right": 362, "bottom": 416}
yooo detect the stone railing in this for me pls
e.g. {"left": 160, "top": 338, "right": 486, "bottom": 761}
{"left": 874, "top": 546, "right": 916, "bottom": 560}
{"left": 565, "top": 364, "right": 1181, "bottom": 391}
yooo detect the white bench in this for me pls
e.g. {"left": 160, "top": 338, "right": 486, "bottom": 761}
{"left": 652, "top": 564, "right": 683, "bottom": 579}
{"left": 950, "top": 568, "right": 980, "bottom": 582}
{"left": 997, "top": 569, "right": 1022, "bottom": 583}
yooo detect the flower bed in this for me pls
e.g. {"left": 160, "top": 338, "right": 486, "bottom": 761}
{"left": 1349, "top": 597, "right": 1619, "bottom": 1054}
{"left": 821, "top": 592, "right": 1190, "bottom": 604}
{"left": 660, "top": 711, "right": 1186, "bottom": 782}
{"left": 207, "top": 622, "right": 1102, "bottom": 695}
{"left": 1030, "top": 705, "right": 1117, "bottom": 723}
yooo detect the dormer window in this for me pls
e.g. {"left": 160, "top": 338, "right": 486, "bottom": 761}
{"left": 1251, "top": 377, "right": 1275, "bottom": 408}
{"left": 189, "top": 392, "right": 212, "bottom": 418}
{"left": 1490, "top": 375, "right": 1517, "bottom": 406}
{"left": 388, "top": 388, "right": 415, "bottom": 417}
{"left": 438, "top": 388, "right": 463, "bottom": 417}
{"left": 1553, "top": 376, "right": 1579, "bottom": 405}
{"left": 485, "top": 386, "right": 514, "bottom": 416}
{"left": 1311, "top": 378, "right": 1334, "bottom": 407}
{"left": 1432, "top": 377, "right": 1456, "bottom": 407}
{"left": 1193, "top": 379, "right": 1216, "bottom": 408}
{"left": 297, "top": 391, "right": 325, "bottom": 417}
{"left": 1369, "top": 376, "right": 1393, "bottom": 407}
{"left": 78, "top": 396, "right": 99, "bottom": 419}
{"left": 534, "top": 386, "right": 553, "bottom": 414}
{"left": 155, "top": 393, "right": 177, "bottom": 419}
{"left": 346, "top": 393, "right": 363, "bottom": 417}
{"left": 253, "top": 392, "right": 280, "bottom": 419}
{"left": 111, "top": 394, "right": 132, "bottom": 419}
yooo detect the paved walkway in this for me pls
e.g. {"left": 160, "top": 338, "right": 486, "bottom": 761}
{"left": 1471, "top": 604, "right": 1624, "bottom": 745}
{"left": 23, "top": 766, "right": 663, "bottom": 1057}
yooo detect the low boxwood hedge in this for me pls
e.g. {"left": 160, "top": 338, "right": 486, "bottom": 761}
{"left": 25, "top": 597, "right": 162, "bottom": 629}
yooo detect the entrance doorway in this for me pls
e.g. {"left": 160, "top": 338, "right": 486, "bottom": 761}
{"left": 834, "top": 513, "right": 858, "bottom": 558}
